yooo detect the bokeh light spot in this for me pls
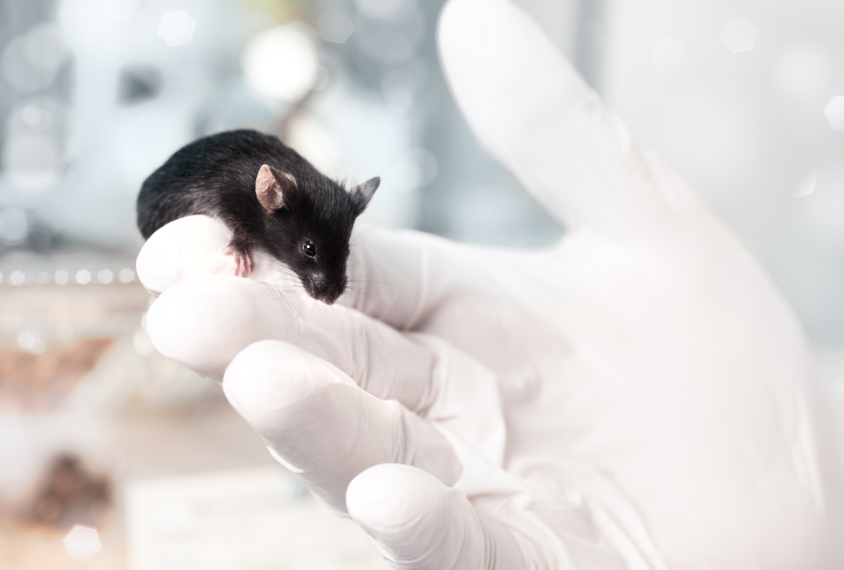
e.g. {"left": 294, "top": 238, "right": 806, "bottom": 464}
{"left": 16, "top": 331, "right": 45, "bottom": 353}
{"left": 63, "top": 525, "right": 101, "bottom": 562}
{"left": 21, "top": 104, "right": 53, "bottom": 132}
{"left": 381, "top": 70, "right": 415, "bottom": 113}
{"left": 2, "top": 132, "right": 63, "bottom": 193}
{"left": 243, "top": 23, "right": 318, "bottom": 102}
{"left": 158, "top": 10, "right": 196, "bottom": 47}
{"left": 824, "top": 96, "right": 844, "bottom": 130}
{"left": 22, "top": 22, "right": 70, "bottom": 76}
{"left": 75, "top": 269, "right": 92, "bottom": 285}
{"left": 794, "top": 171, "right": 818, "bottom": 197}
{"left": 319, "top": 8, "right": 355, "bottom": 44}
{"left": 774, "top": 45, "right": 831, "bottom": 101}
{"left": 720, "top": 18, "right": 758, "bottom": 53}
{"left": 1, "top": 23, "right": 69, "bottom": 92}
{"left": 389, "top": 148, "right": 438, "bottom": 193}
{"left": 17, "top": 331, "right": 36, "bottom": 350}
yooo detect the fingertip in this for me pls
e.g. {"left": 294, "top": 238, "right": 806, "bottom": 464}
{"left": 136, "top": 215, "right": 235, "bottom": 294}
{"left": 347, "top": 464, "right": 447, "bottom": 535}
{"left": 438, "top": 0, "right": 487, "bottom": 41}
{"left": 437, "top": 0, "right": 668, "bottom": 236}
{"left": 136, "top": 230, "right": 180, "bottom": 295}
{"left": 146, "top": 275, "right": 286, "bottom": 379}
{"left": 145, "top": 276, "right": 225, "bottom": 379}
{"left": 223, "top": 340, "right": 337, "bottom": 422}
{"left": 348, "top": 464, "right": 528, "bottom": 570}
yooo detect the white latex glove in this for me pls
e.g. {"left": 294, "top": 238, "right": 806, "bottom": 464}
{"left": 136, "top": 0, "right": 844, "bottom": 568}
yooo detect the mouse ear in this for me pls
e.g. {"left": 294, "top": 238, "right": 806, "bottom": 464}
{"left": 350, "top": 177, "right": 380, "bottom": 214}
{"left": 256, "top": 164, "right": 296, "bottom": 213}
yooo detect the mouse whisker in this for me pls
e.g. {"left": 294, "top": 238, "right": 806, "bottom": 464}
{"left": 304, "top": 297, "right": 320, "bottom": 325}
{"left": 250, "top": 253, "right": 294, "bottom": 268}
{"left": 249, "top": 255, "right": 301, "bottom": 279}
{"left": 350, "top": 227, "right": 376, "bottom": 243}
{"left": 345, "top": 278, "right": 393, "bottom": 287}
{"left": 341, "top": 287, "right": 379, "bottom": 306}
{"left": 345, "top": 279, "right": 406, "bottom": 295}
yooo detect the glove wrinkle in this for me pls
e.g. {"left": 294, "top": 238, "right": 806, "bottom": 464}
{"left": 477, "top": 512, "right": 534, "bottom": 570}
{"left": 399, "top": 408, "right": 463, "bottom": 487}
{"left": 412, "top": 334, "right": 506, "bottom": 467}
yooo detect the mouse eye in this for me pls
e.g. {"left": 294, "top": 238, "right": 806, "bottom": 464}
{"left": 302, "top": 241, "right": 316, "bottom": 257}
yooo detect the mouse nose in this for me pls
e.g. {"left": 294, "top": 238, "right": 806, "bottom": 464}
{"left": 304, "top": 272, "right": 343, "bottom": 304}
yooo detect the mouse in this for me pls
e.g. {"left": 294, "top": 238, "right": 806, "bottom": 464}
{"left": 136, "top": 129, "right": 379, "bottom": 304}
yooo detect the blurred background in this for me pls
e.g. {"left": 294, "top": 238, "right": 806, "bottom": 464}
{"left": 0, "top": 0, "right": 842, "bottom": 568}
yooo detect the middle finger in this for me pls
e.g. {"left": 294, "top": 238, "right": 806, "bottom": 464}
{"left": 223, "top": 340, "right": 462, "bottom": 512}
{"left": 146, "top": 274, "right": 440, "bottom": 413}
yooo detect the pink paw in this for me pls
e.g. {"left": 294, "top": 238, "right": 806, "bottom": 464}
{"left": 225, "top": 246, "right": 253, "bottom": 277}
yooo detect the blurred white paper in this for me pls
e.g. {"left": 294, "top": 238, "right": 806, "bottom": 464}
{"left": 126, "top": 467, "right": 389, "bottom": 570}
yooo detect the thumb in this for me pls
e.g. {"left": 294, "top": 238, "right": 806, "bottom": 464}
{"left": 347, "top": 464, "right": 526, "bottom": 570}
{"left": 438, "top": 0, "right": 671, "bottom": 237}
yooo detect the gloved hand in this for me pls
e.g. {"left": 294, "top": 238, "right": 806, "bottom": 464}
{"left": 136, "top": 0, "right": 844, "bottom": 568}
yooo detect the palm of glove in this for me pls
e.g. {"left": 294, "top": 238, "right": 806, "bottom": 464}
{"left": 340, "top": 181, "right": 830, "bottom": 569}
{"left": 136, "top": 0, "right": 843, "bottom": 568}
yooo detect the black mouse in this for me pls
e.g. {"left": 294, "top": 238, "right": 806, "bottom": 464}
{"left": 136, "top": 129, "right": 379, "bottom": 304}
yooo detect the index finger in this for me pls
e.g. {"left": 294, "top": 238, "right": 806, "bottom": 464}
{"left": 136, "top": 215, "right": 489, "bottom": 332}
{"left": 145, "top": 274, "right": 438, "bottom": 414}
{"left": 438, "top": 0, "right": 674, "bottom": 236}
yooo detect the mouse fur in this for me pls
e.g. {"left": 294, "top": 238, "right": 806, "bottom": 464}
{"left": 136, "top": 129, "right": 378, "bottom": 304}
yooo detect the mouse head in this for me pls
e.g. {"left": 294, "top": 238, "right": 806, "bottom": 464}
{"left": 255, "top": 164, "right": 378, "bottom": 304}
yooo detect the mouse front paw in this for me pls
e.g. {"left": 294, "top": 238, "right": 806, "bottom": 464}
{"left": 225, "top": 241, "right": 254, "bottom": 277}
{"left": 233, "top": 250, "right": 253, "bottom": 277}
